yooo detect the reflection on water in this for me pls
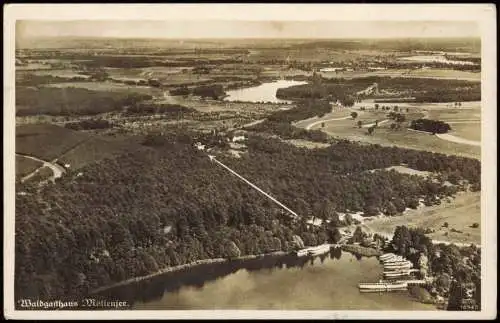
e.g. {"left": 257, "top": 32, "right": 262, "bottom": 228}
{"left": 223, "top": 80, "right": 308, "bottom": 103}
{"left": 96, "top": 249, "right": 435, "bottom": 310}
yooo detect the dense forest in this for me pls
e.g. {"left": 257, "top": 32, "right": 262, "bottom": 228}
{"left": 267, "top": 99, "right": 332, "bottom": 123}
{"left": 125, "top": 103, "right": 197, "bottom": 117}
{"left": 276, "top": 76, "right": 481, "bottom": 104}
{"left": 65, "top": 119, "right": 114, "bottom": 131}
{"left": 247, "top": 120, "right": 329, "bottom": 143}
{"left": 16, "top": 74, "right": 90, "bottom": 86}
{"left": 168, "top": 84, "right": 226, "bottom": 99}
{"left": 389, "top": 226, "right": 481, "bottom": 311}
{"left": 15, "top": 132, "right": 480, "bottom": 300}
{"left": 192, "top": 84, "right": 226, "bottom": 99}
{"left": 410, "top": 119, "right": 452, "bottom": 134}
{"left": 16, "top": 87, "right": 152, "bottom": 116}
{"left": 246, "top": 99, "right": 332, "bottom": 142}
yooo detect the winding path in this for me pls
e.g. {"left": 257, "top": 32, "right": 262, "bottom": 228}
{"left": 362, "top": 119, "right": 390, "bottom": 128}
{"left": 294, "top": 107, "right": 366, "bottom": 130}
{"left": 435, "top": 119, "right": 481, "bottom": 147}
{"left": 435, "top": 133, "right": 481, "bottom": 147}
{"left": 17, "top": 153, "right": 66, "bottom": 183}
{"left": 304, "top": 116, "right": 352, "bottom": 130}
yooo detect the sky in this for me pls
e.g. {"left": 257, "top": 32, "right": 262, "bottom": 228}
{"left": 16, "top": 20, "right": 480, "bottom": 40}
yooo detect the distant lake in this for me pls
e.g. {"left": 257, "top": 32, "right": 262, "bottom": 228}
{"left": 399, "top": 55, "right": 477, "bottom": 66}
{"left": 223, "top": 80, "right": 308, "bottom": 104}
{"left": 320, "top": 67, "right": 344, "bottom": 72}
{"left": 118, "top": 251, "right": 436, "bottom": 311}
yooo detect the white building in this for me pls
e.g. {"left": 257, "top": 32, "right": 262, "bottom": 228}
{"left": 232, "top": 135, "right": 246, "bottom": 143}
{"left": 195, "top": 142, "right": 206, "bottom": 151}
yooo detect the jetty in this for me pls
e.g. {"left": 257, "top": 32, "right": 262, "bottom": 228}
{"left": 358, "top": 253, "right": 429, "bottom": 292}
{"left": 295, "top": 244, "right": 333, "bottom": 257}
{"left": 359, "top": 281, "right": 408, "bottom": 293}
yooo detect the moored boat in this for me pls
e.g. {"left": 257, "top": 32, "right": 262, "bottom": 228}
{"left": 384, "top": 271, "right": 411, "bottom": 278}
{"left": 384, "top": 262, "right": 413, "bottom": 269}
{"left": 358, "top": 281, "right": 408, "bottom": 292}
{"left": 295, "top": 244, "right": 331, "bottom": 257}
{"left": 379, "top": 253, "right": 396, "bottom": 260}
{"left": 382, "top": 257, "right": 405, "bottom": 264}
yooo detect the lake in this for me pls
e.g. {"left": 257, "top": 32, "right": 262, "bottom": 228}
{"left": 223, "top": 80, "right": 308, "bottom": 104}
{"left": 399, "top": 55, "right": 477, "bottom": 66}
{"left": 118, "top": 251, "right": 436, "bottom": 310}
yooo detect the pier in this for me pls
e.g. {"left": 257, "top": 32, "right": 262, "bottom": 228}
{"left": 358, "top": 253, "right": 430, "bottom": 292}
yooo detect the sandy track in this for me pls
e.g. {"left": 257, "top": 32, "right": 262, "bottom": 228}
{"left": 17, "top": 153, "right": 66, "bottom": 183}
{"left": 435, "top": 133, "right": 481, "bottom": 147}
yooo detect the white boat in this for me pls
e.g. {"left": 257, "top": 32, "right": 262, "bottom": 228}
{"left": 385, "top": 265, "right": 413, "bottom": 271}
{"left": 295, "top": 244, "right": 331, "bottom": 257}
{"left": 383, "top": 256, "right": 405, "bottom": 263}
{"left": 384, "top": 261, "right": 413, "bottom": 267}
{"left": 384, "top": 271, "right": 411, "bottom": 278}
{"left": 379, "top": 253, "right": 396, "bottom": 260}
{"left": 359, "top": 281, "right": 408, "bottom": 292}
{"left": 385, "top": 260, "right": 411, "bottom": 264}
{"left": 307, "top": 244, "right": 332, "bottom": 256}
{"left": 295, "top": 249, "right": 309, "bottom": 257}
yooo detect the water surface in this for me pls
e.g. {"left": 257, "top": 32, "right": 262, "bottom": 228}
{"left": 223, "top": 80, "right": 308, "bottom": 104}
{"left": 130, "top": 251, "right": 436, "bottom": 310}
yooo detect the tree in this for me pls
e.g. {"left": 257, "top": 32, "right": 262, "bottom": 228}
{"left": 394, "top": 105, "right": 399, "bottom": 112}
{"left": 327, "top": 227, "right": 342, "bottom": 243}
{"left": 374, "top": 103, "right": 379, "bottom": 110}
{"left": 321, "top": 122, "right": 325, "bottom": 128}
{"left": 224, "top": 240, "right": 241, "bottom": 259}
{"left": 351, "top": 112, "right": 358, "bottom": 119}
{"left": 384, "top": 202, "right": 398, "bottom": 216}
{"left": 352, "top": 226, "right": 365, "bottom": 243}
{"left": 367, "top": 126, "right": 375, "bottom": 135}
{"left": 447, "top": 279, "right": 467, "bottom": 311}
{"left": 357, "top": 120, "right": 363, "bottom": 128}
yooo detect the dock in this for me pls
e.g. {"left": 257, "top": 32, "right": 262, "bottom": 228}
{"left": 358, "top": 253, "right": 429, "bottom": 292}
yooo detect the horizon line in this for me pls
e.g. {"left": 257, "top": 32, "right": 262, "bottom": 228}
{"left": 19, "top": 35, "right": 482, "bottom": 40}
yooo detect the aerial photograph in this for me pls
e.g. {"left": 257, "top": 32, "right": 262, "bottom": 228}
{"left": 9, "top": 11, "right": 492, "bottom": 318}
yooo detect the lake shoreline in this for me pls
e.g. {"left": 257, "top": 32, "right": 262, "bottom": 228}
{"left": 89, "top": 249, "right": 306, "bottom": 295}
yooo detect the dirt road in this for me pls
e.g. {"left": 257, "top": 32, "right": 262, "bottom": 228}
{"left": 17, "top": 153, "right": 66, "bottom": 183}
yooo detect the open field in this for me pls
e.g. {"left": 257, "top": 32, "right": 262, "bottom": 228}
{"left": 15, "top": 155, "right": 43, "bottom": 177}
{"left": 426, "top": 102, "right": 481, "bottom": 119}
{"left": 449, "top": 123, "right": 481, "bottom": 142}
{"left": 16, "top": 123, "right": 147, "bottom": 172}
{"left": 358, "top": 191, "right": 481, "bottom": 245}
{"left": 56, "top": 135, "right": 146, "bottom": 170}
{"left": 322, "top": 125, "right": 481, "bottom": 160}
{"left": 16, "top": 124, "right": 91, "bottom": 161}
{"left": 297, "top": 103, "right": 482, "bottom": 159}
{"left": 27, "top": 69, "right": 91, "bottom": 79}
{"left": 379, "top": 165, "right": 432, "bottom": 177}
{"left": 285, "top": 139, "right": 331, "bottom": 149}
{"left": 42, "top": 81, "right": 160, "bottom": 94}
{"left": 320, "top": 69, "right": 409, "bottom": 79}
{"left": 321, "top": 68, "right": 480, "bottom": 81}
{"left": 405, "top": 68, "right": 481, "bottom": 81}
